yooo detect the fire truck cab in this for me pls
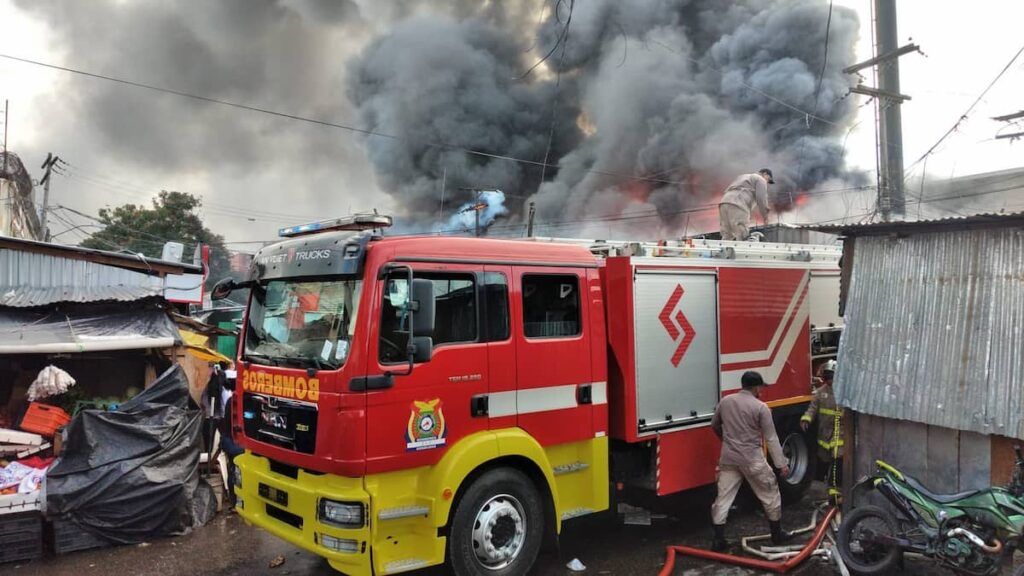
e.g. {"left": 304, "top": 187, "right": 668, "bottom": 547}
{"left": 216, "top": 214, "right": 841, "bottom": 576}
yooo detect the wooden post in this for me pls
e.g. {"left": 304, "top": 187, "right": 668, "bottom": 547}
{"left": 842, "top": 409, "right": 856, "bottom": 513}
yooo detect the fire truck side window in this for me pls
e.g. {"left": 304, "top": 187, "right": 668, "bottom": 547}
{"left": 379, "top": 273, "right": 478, "bottom": 363}
{"left": 522, "top": 274, "right": 581, "bottom": 338}
{"left": 483, "top": 272, "right": 510, "bottom": 342}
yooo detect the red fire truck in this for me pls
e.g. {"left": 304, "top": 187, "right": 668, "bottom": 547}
{"left": 213, "top": 214, "right": 841, "bottom": 576}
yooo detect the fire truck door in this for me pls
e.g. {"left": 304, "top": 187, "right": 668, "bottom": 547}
{"left": 513, "top": 268, "right": 593, "bottom": 445}
{"left": 364, "top": 265, "right": 489, "bottom": 473}
{"left": 482, "top": 266, "right": 517, "bottom": 430}
{"left": 633, "top": 270, "right": 719, "bottom": 434}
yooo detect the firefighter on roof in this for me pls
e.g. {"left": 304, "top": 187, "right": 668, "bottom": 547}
{"left": 718, "top": 168, "right": 773, "bottom": 241}
{"left": 802, "top": 359, "right": 844, "bottom": 491}
{"left": 710, "top": 370, "right": 792, "bottom": 551}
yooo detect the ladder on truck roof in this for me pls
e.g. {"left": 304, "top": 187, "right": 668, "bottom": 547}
{"left": 524, "top": 236, "right": 842, "bottom": 264}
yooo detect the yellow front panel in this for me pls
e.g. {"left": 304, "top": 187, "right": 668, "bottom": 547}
{"left": 234, "top": 452, "right": 373, "bottom": 576}
{"left": 236, "top": 431, "right": 610, "bottom": 575}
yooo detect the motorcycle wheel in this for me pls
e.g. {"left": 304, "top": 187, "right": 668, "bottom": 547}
{"left": 837, "top": 505, "right": 902, "bottom": 576}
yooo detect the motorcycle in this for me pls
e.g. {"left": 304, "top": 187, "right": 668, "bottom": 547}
{"left": 838, "top": 446, "right": 1024, "bottom": 575}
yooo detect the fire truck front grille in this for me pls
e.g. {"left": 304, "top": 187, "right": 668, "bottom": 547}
{"left": 242, "top": 393, "right": 319, "bottom": 455}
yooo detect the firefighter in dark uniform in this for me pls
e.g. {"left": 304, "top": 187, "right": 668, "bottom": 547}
{"left": 801, "top": 359, "right": 843, "bottom": 493}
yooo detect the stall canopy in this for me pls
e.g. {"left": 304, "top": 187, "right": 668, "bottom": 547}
{"left": 179, "top": 329, "right": 233, "bottom": 365}
{"left": 0, "top": 303, "right": 180, "bottom": 354}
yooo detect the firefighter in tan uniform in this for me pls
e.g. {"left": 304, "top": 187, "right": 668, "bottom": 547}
{"left": 718, "top": 169, "right": 774, "bottom": 241}
{"left": 801, "top": 360, "right": 843, "bottom": 491}
{"left": 710, "top": 371, "right": 791, "bottom": 551}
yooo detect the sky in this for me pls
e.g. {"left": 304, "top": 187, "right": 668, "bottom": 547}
{"left": 833, "top": 0, "right": 1024, "bottom": 192}
{"left": 1, "top": 0, "right": 1022, "bottom": 249}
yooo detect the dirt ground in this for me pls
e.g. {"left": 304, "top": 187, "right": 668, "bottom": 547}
{"left": 7, "top": 482, "right": 1007, "bottom": 575}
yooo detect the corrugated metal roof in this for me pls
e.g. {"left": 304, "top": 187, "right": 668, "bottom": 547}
{"left": 834, "top": 225, "right": 1024, "bottom": 439}
{"left": 805, "top": 211, "right": 1024, "bottom": 235}
{"left": 0, "top": 236, "right": 203, "bottom": 275}
{"left": 0, "top": 248, "right": 163, "bottom": 307}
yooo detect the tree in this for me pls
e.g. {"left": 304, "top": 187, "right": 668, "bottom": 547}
{"left": 80, "top": 191, "right": 231, "bottom": 288}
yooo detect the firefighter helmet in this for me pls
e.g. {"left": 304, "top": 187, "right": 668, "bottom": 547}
{"left": 822, "top": 359, "right": 837, "bottom": 378}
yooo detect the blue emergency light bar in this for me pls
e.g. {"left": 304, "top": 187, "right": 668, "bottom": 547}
{"left": 278, "top": 214, "right": 393, "bottom": 237}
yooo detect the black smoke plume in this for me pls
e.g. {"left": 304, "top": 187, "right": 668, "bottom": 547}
{"left": 348, "top": 0, "right": 863, "bottom": 236}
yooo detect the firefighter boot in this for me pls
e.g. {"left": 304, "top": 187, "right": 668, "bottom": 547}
{"left": 770, "top": 520, "right": 793, "bottom": 545}
{"left": 712, "top": 524, "right": 729, "bottom": 552}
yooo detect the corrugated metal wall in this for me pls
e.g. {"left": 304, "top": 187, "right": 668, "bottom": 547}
{"left": 835, "top": 226, "right": 1024, "bottom": 439}
{"left": 0, "top": 248, "right": 162, "bottom": 307}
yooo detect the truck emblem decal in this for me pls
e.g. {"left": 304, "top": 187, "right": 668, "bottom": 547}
{"left": 406, "top": 399, "right": 447, "bottom": 452}
{"left": 659, "top": 285, "right": 696, "bottom": 367}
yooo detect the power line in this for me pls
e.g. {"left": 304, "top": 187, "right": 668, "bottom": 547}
{"left": 51, "top": 162, "right": 326, "bottom": 224}
{"left": 902, "top": 40, "right": 1024, "bottom": 179}
{"left": 407, "top": 183, "right": 877, "bottom": 237}
{"left": 56, "top": 158, "right": 323, "bottom": 219}
{"left": 794, "top": 0, "right": 834, "bottom": 190}
{"left": 52, "top": 204, "right": 196, "bottom": 248}
{"left": 519, "top": 0, "right": 573, "bottom": 79}
{"left": 644, "top": 39, "right": 842, "bottom": 129}
{"left": 537, "top": 0, "right": 573, "bottom": 189}
{"left": 906, "top": 181, "right": 1024, "bottom": 207}
{"left": 0, "top": 52, "right": 711, "bottom": 190}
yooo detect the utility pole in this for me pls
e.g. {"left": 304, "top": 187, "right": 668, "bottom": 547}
{"left": 39, "top": 153, "right": 60, "bottom": 241}
{"left": 458, "top": 188, "right": 491, "bottom": 237}
{"left": 844, "top": 0, "right": 919, "bottom": 221}
{"left": 875, "top": 0, "right": 904, "bottom": 219}
{"left": 438, "top": 167, "right": 447, "bottom": 223}
{"left": 527, "top": 202, "right": 536, "bottom": 237}
{"left": 2, "top": 100, "right": 8, "bottom": 174}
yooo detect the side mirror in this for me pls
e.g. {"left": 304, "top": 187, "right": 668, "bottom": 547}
{"left": 412, "top": 336, "right": 433, "bottom": 364}
{"left": 411, "top": 278, "right": 435, "bottom": 338}
{"left": 211, "top": 278, "right": 236, "bottom": 301}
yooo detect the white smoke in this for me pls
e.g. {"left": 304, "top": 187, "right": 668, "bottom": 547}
{"left": 436, "top": 190, "right": 509, "bottom": 234}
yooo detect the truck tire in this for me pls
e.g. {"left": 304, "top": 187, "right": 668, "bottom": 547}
{"left": 778, "top": 428, "right": 814, "bottom": 503}
{"left": 448, "top": 467, "right": 545, "bottom": 576}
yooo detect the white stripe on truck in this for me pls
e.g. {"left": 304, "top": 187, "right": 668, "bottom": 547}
{"left": 488, "top": 382, "right": 607, "bottom": 418}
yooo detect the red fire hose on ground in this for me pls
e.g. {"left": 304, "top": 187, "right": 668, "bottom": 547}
{"left": 657, "top": 506, "right": 839, "bottom": 575}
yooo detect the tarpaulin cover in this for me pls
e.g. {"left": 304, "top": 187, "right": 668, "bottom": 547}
{"left": 0, "top": 302, "right": 180, "bottom": 353}
{"left": 46, "top": 364, "right": 203, "bottom": 543}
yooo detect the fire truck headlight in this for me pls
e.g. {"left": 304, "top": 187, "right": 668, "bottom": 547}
{"left": 320, "top": 534, "right": 360, "bottom": 553}
{"left": 318, "top": 499, "right": 364, "bottom": 528}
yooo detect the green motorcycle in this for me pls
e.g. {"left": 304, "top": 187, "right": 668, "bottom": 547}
{"left": 838, "top": 447, "right": 1024, "bottom": 575}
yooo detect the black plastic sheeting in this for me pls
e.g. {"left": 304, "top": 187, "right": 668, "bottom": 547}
{"left": 46, "top": 364, "right": 209, "bottom": 543}
{"left": 0, "top": 301, "right": 181, "bottom": 351}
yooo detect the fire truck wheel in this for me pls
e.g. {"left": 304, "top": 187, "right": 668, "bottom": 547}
{"left": 448, "top": 467, "right": 544, "bottom": 576}
{"left": 779, "top": 428, "right": 814, "bottom": 502}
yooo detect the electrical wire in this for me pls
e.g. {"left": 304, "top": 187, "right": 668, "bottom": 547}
{"left": 0, "top": 52, "right": 706, "bottom": 190}
{"left": 794, "top": 0, "right": 835, "bottom": 191}
{"left": 902, "top": 40, "right": 1024, "bottom": 180}
{"left": 537, "top": 0, "right": 573, "bottom": 187}
{"left": 53, "top": 160, "right": 326, "bottom": 223}
{"left": 519, "top": 0, "right": 573, "bottom": 79}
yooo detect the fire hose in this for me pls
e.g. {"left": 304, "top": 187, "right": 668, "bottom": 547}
{"left": 657, "top": 506, "right": 840, "bottom": 575}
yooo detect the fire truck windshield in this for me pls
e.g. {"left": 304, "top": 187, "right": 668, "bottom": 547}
{"left": 244, "top": 278, "right": 362, "bottom": 370}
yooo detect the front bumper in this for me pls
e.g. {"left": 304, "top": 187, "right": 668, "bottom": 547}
{"left": 235, "top": 451, "right": 372, "bottom": 576}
